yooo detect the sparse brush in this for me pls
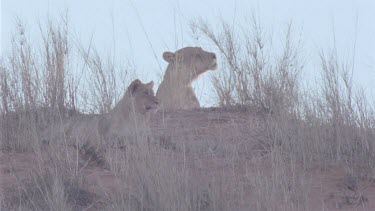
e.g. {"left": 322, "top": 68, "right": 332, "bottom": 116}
{"left": 80, "top": 48, "right": 126, "bottom": 114}
{"left": 191, "top": 17, "right": 303, "bottom": 115}
{"left": 41, "top": 16, "right": 70, "bottom": 112}
{"left": 2, "top": 12, "right": 375, "bottom": 211}
{"left": 0, "top": 17, "right": 77, "bottom": 152}
{"left": 192, "top": 16, "right": 375, "bottom": 210}
{"left": 4, "top": 150, "right": 98, "bottom": 210}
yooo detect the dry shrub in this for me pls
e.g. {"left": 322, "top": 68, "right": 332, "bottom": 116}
{"left": 0, "top": 16, "right": 118, "bottom": 209}
{"left": 191, "top": 19, "right": 311, "bottom": 209}
{"left": 192, "top": 16, "right": 375, "bottom": 210}
{"left": 80, "top": 47, "right": 130, "bottom": 114}
{"left": 106, "top": 140, "right": 192, "bottom": 210}
{"left": 0, "top": 16, "right": 77, "bottom": 152}
{"left": 191, "top": 17, "right": 303, "bottom": 115}
{"left": 305, "top": 49, "right": 375, "bottom": 167}
{"left": 0, "top": 15, "right": 129, "bottom": 151}
{"left": 41, "top": 16, "right": 75, "bottom": 112}
{"left": 104, "top": 137, "right": 244, "bottom": 211}
{"left": 193, "top": 16, "right": 375, "bottom": 163}
{"left": 4, "top": 145, "right": 98, "bottom": 210}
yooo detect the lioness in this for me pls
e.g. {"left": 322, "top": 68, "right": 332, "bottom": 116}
{"left": 156, "top": 47, "right": 217, "bottom": 110}
{"left": 48, "top": 79, "right": 159, "bottom": 147}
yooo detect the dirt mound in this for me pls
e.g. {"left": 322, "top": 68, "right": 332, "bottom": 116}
{"left": 1, "top": 108, "right": 375, "bottom": 210}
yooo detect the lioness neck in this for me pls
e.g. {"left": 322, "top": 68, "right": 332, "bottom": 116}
{"left": 163, "top": 64, "right": 197, "bottom": 86}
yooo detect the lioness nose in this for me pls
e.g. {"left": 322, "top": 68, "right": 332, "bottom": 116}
{"left": 211, "top": 53, "right": 216, "bottom": 59}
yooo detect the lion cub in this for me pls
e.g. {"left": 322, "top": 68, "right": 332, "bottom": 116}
{"left": 156, "top": 47, "right": 217, "bottom": 110}
{"left": 52, "top": 79, "right": 159, "bottom": 146}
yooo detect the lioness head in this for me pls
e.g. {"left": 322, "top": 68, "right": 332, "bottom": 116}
{"left": 126, "top": 79, "right": 160, "bottom": 114}
{"left": 162, "top": 47, "right": 217, "bottom": 79}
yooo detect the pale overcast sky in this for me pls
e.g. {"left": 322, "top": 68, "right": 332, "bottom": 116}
{"left": 1, "top": 0, "right": 375, "bottom": 106}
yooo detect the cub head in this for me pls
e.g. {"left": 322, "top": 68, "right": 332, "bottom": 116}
{"left": 127, "top": 79, "right": 160, "bottom": 114}
{"left": 162, "top": 47, "right": 217, "bottom": 78}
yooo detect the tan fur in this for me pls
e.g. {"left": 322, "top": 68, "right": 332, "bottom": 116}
{"left": 57, "top": 79, "right": 159, "bottom": 145}
{"left": 156, "top": 47, "right": 217, "bottom": 110}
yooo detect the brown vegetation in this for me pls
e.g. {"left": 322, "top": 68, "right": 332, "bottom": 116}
{"left": 1, "top": 16, "right": 375, "bottom": 211}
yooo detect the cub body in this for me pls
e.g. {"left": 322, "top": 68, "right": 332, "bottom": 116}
{"left": 49, "top": 79, "right": 159, "bottom": 145}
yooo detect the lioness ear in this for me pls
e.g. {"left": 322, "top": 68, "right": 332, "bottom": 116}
{"left": 146, "top": 81, "right": 154, "bottom": 89}
{"left": 129, "top": 79, "right": 142, "bottom": 94}
{"left": 163, "top": 52, "right": 175, "bottom": 63}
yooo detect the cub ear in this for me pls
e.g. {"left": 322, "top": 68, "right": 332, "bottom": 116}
{"left": 163, "top": 52, "right": 175, "bottom": 63}
{"left": 146, "top": 81, "right": 154, "bottom": 89}
{"left": 128, "top": 79, "right": 142, "bottom": 94}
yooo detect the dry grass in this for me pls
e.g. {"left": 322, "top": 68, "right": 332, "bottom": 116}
{"left": 1, "top": 15, "right": 375, "bottom": 211}
{"left": 191, "top": 17, "right": 303, "bottom": 116}
{"left": 191, "top": 17, "right": 375, "bottom": 209}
